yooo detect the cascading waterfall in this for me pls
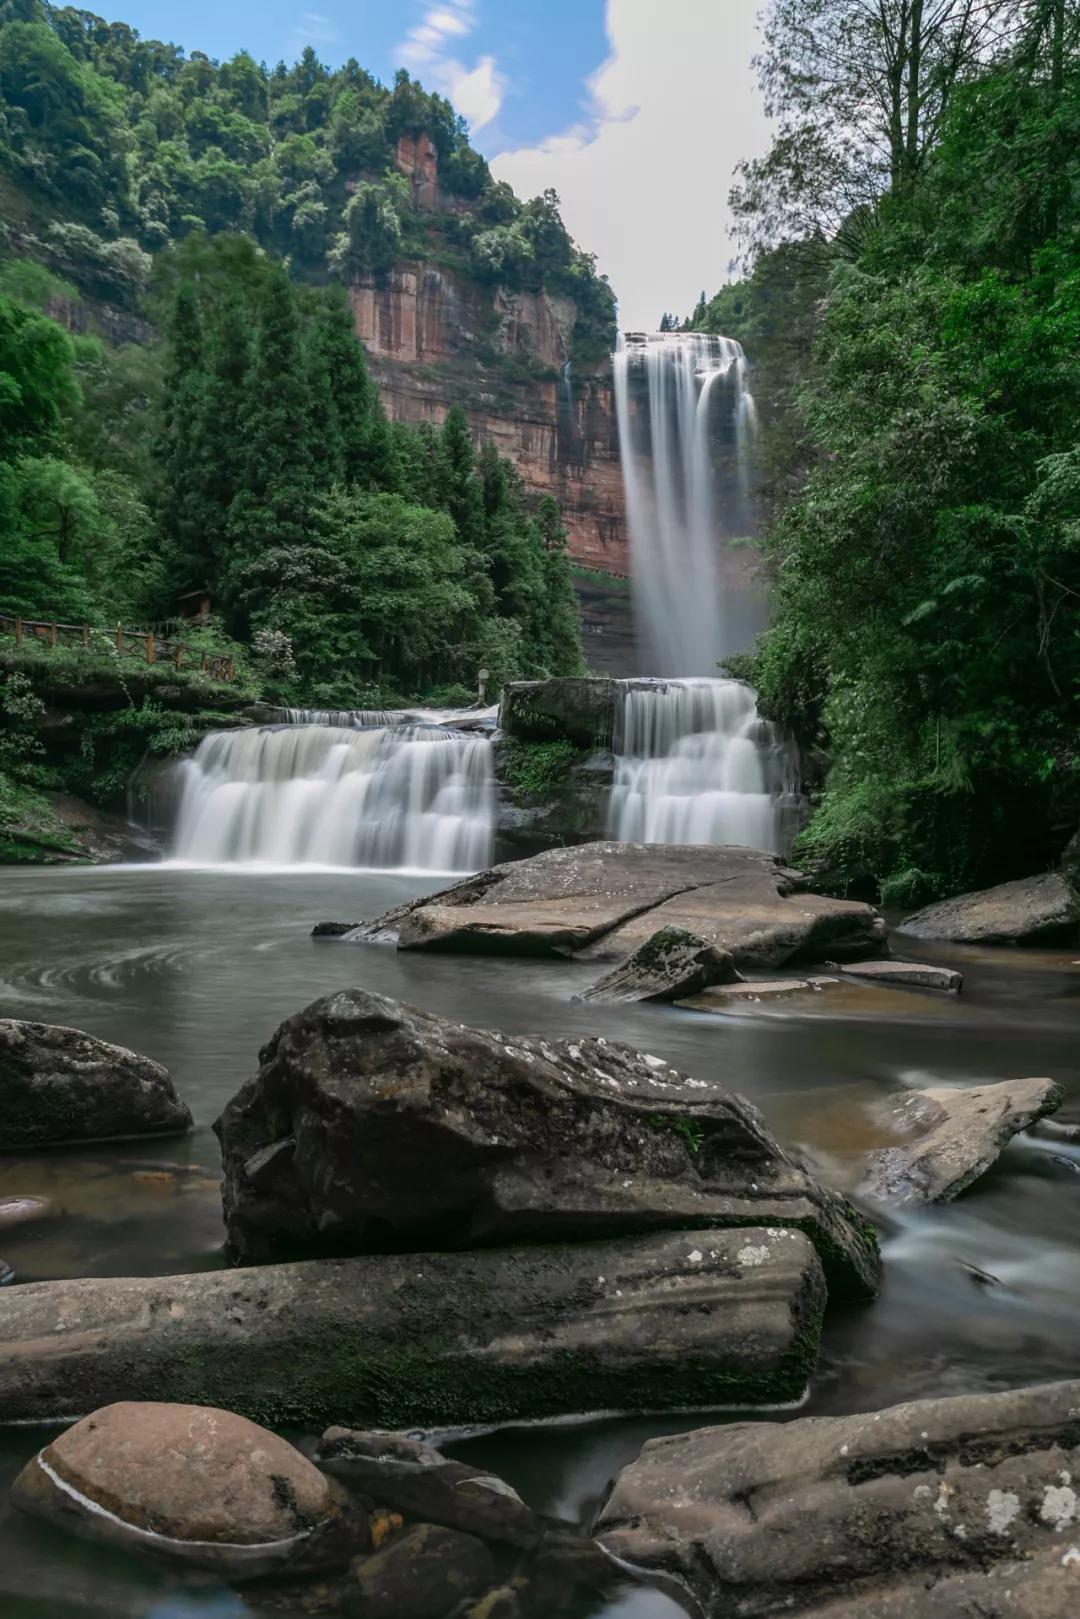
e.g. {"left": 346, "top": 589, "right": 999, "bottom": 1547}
{"left": 613, "top": 330, "right": 759, "bottom": 676}
{"left": 169, "top": 721, "right": 494, "bottom": 872}
{"left": 608, "top": 678, "right": 792, "bottom": 854}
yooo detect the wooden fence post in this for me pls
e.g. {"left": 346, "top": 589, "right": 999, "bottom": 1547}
{"left": 82, "top": 624, "right": 89, "bottom": 650}
{"left": 14, "top": 618, "right": 22, "bottom": 646}
{"left": 116, "top": 624, "right": 123, "bottom": 652}
{"left": 145, "top": 632, "right": 154, "bottom": 666}
{"left": 49, "top": 622, "right": 57, "bottom": 649}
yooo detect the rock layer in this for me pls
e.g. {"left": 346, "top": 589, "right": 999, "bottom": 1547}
{"left": 579, "top": 927, "right": 740, "bottom": 1003}
{"left": 0, "top": 1018, "right": 192, "bottom": 1149}
{"left": 858, "top": 1076, "right": 1064, "bottom": 1206}
{"left": 596, "top": 1380, "right": 1080, "bottom": 1617}
{"left": 358, "top": 843, "right": 887, "bottom": 968}
{"left": 898, "top": 872, "right": 1079, "bottom": 945}
{"left": 213, "top": 988, "right": 878, "bottom": 1294}
{"left": 0, "top": 1229, "right": 826, "bottom": 1427}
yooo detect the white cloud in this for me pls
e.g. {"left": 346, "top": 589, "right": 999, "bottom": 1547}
{"left": 289, "top": 11, "right": 343, "bottom": 52}
{"left": 397, "top": 1, "right": 505, "bottom": 134}
{"left": 492, "top": 0, "right": 771, "bottom": 331}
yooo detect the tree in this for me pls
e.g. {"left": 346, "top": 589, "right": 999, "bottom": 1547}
{"left": 305, "top": 286, "right": 392, "bottom": 489}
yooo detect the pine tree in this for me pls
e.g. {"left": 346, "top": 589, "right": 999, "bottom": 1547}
{"left": 306, "top": 286, "right": 393, "bottom": 488}
{"left": 155, "top": 281, "right": 211, "bottom": 591}
{"left": 536, "top": 495, "right": 584, "bottom": 675}
{"left": 435, "top": 404, "right": 485, "bottom": 553}
{"left": 193, "top": 290, "right": 249, "bottom": 589}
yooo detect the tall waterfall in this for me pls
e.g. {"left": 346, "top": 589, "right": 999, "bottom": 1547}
{"left": 169, "top": 721, "right": 494, "bottom": 872}
{"left": 613, "top": 330, "right": 759, "bottom": 675}
{"left": 608, "top": 679, "right": 791, "bottom": 854}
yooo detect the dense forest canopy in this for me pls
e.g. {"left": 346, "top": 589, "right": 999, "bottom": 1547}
{"left": 693, "top": 0, "right": 1080, "bottom": 904}
{"left": 0, "top": 0, "right": 594, "bottom": 851}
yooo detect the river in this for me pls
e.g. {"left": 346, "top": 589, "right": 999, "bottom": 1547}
{"left": 1, "top": 864, "right": 1078, "bottom": 1617}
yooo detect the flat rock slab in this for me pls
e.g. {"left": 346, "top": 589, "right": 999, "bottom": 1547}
{"left": 12, "top": 1401, "right": 352, "bottom": 1578}
{"left": 832, "top": 960, "right": 963, "bottom": 992}
{"left": 678, "top": 977, "right": 836, "bottom": 1009}
{"left": 596, "top": 1380, "right": 1080, "bottom": 1617}
{"left": 898, "top": 872, "right": 1079, "bottom": 945}
{"left": 214, "top": 989, "right": 879, "bottom": 1297}
{"left": 858, "top": 1077, "right": 1064, "bottom": 1206}
{"left": 0, "top": 1228, "right": 825, "bottom": 1428}
{"left": 0, "top": 1019, "right": 192, "bottom": 1149}
{"left": 354, "top": 843, "right": 886, "bottom": 969}
{"left": 578, "top": 926, "right": 740, "bottom": 1003}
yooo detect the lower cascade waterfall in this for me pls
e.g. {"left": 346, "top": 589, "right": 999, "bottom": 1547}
{"left": 607, "top": 678, "right": 792, "bottom": 853}
{"left": 169, "top": 719, "right": 494, "bottom": 872}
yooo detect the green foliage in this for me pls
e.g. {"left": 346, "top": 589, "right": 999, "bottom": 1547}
{"left": 503, "top": 738, "right": 581, "bottom": 800}
{"left": 724, "top": 8, "right": 1080, "bottom": 899}
{"left": 650, "top": 1115, "right": 706, "bottom": 1155}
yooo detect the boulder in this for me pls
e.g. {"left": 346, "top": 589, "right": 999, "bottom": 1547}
{"left": 345, "top": 1523, "right": 495, "bottom": 1619}
{"left": 214, "top": 989, "right": 878, "bottom": 1296}
{"left": 898, "top": 872, "right": 1079, "bottom": 945}
{"left": 0, "top": 1228, "right": 827, "bottom": 1427}
{"left": 830, "top": 959, "right": 963, "bottom": 993}
{"left": 595, "top": 1380, "right": 1080, "bottom": 1618}
{"left": 11, "top": 1401, "right": 356, "bottom": 1579}
{"left": 0, "top": 1019, "right": 191, "bottom": 1149}
{"left": 354, "top": 842, "right": 886, "bottom": 968}
{"left": 0, "top": 1195, "right": 54, "bottom": 1227}
{"left": 499, "top": 678, "right": 618, "bottom": 749}
{"left": 858, "top": 1076, "right": 1064, "bottom": 1206}
{"left": 316, "top": 1430, "right": 542, "bottom": 1547}
{"left": 578, "top": 926, "right": 740, "bottom": 1002}
{"left": 0, "top": 1258, "right": 13, "bottom": 1285}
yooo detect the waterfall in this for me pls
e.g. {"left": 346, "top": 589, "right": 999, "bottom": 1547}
{"left": 169, "top": 722, "right": 494, "bottom": 872}
{"left": 608, "top": 678, "right": 792, "bottom": 853}
{"left": 613, "top": 330, "right": 759, "bottom": 675}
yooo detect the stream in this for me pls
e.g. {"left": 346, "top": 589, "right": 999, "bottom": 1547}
{"left": 1, "top": 864, "right": 1078, "bottom": 1617}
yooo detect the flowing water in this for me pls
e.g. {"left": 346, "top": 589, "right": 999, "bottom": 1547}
{"left": 1, "top": 864, "right": 1079, "bottom": 1616}
{"left": 613, "top": 331, "right": 760, "bottom": 675}
{"left": 607, "top": 678, "right": 792, "bottom": 852}
{"left": 169, "top": 722, "right": 494, "bottom": 873}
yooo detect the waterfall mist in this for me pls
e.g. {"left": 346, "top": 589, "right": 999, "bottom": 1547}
{"left": 613, "top": 330, "right": 760, "bottom": 676}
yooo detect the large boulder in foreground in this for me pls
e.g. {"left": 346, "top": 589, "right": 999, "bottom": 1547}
{"left": 214, "top": 989, "right": 878, "bottom": 1296}
{"left": 596, "top": 1380, "right": 1080, "bottom": 1617}
{"left": 0, "top": 1228, "right": 826, "bottom": 1427}
{"left": 0, "top": 1019, "right": 192, "bottom": 1149}
{"left": 12, "top": 1401, "right": 354, "bottom": 1578}
{"left": 898, "top": 872, "right": 1079, "bottom": 945}
{"left": 355, "top": 842, "right": 886, "bottom": 968}
{"left": 858, "top": 1076, "right": 1063, "bottom": 1207}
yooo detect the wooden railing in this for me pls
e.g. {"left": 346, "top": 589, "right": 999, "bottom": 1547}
{"left": 0, "top": 613, "right": 235, "bottom": 682}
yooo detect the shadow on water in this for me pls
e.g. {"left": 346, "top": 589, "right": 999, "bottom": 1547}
{"left": 0, "top": 865, "right": 1078, "bottom": 1616}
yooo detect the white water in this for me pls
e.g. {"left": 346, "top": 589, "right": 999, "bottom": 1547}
{"left": 613, "top": 330, "right": 758, "bottom": 675}
{"left": 608, "top": 678, "right": 791, "bottom": 853}
{"left": 169, "top": 723, "right": 494, "bottom": 872}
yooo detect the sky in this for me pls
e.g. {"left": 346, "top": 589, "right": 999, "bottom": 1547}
{"left": 109, "top": 0, "right": 771, "bottom": 330}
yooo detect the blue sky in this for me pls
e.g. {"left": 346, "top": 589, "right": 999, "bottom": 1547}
{"left": 108, "top": 1, "right": 771, "bottom": 329}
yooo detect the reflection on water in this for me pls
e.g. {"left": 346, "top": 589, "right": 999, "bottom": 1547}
{"left": 0, "top": 865, "right": 1078, "bottom": 1617}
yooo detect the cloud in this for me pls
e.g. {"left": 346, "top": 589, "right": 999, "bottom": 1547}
{"left": 491, "top": 0, "right": 771, "bottom": 331}
{"left": 288, "top": 11, "right": 343, "bottom": 53}
{"left": 397, "top": 1, "right": 506, "bottom": 134}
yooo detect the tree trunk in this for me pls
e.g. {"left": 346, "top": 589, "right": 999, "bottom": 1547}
{"left": 905, "top": 0, "right": 925, "bottom": 185}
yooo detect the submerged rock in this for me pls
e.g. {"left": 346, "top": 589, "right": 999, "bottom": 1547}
{"left": 858, "top": 1076, "right": 1063, "bottom": 1206}
{"left": 345, "top": 1523, "right": 495, "bottom": 1619}
{"left": 0, "top": 1195, "right": 54, "bottom": 1227}
{"left": 898, "top": 872, "right": 1079, "bottom": 945}
{"left": 578, "top": 926, "right": 739, "bottom": 1002}
{"left": 316, "top": 1430, "right": 542, "bottom": 1548}
{"left": 0, "top": 1228, "right": 826, "bottom": 1427}
{"left": 214, "top": 988, "right": 878, "bottom": 1295}
{"left": 11, "top": 1401, "right": 356, "bottom": 1579}
{"left": 830, "top": 959, "right": 963, "bottom": 992}
{"left": 0, "top": 1019, "right": 191, "bottom": 1149}
{"left": 596, "top": 1380, "right": 1080, "bottom": 1617}
{"left": 356, "top": 842, "right": 886, "bottom": 968}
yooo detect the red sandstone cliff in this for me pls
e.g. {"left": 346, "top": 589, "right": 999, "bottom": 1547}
{"left": 347, "top": 138, "right": 628, "bottom": 576}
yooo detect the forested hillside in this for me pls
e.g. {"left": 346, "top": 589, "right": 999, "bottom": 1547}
{"left": 700, "top": 0, "right": 1080, "bottom": 903}
{"left": 0, "top": 1, "right": 598, "bottom": 853}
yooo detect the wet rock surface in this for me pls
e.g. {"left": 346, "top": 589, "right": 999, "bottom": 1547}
{"left": 213, "top": 988, "right": 878, "bottom": 1295}
{"left": 898, "top": 872, "right": 1079, "bottom": 945}
{"left": 578, "top": 925, "right": 740, "bottom": 1002}
{"left": 0, "top": 1018, "right": 192, "bottom": 1149}
{"left": 11, "top": 1401, "right": 355, "bottom": 1579}
{"left": 344, "top": 1523, "right": 496, "bottom": 1619}
{"left": 595, "top": 1380, "right": 1080, "bottom": 1617}
{"left": 499, "top": 678, "right": 618, "bottom": 749}
{"left": 830, "top": 959, "right": 963, "bottom": 992}
{"left": 858, "top": 1076, "right": 1064, "bottom": 1206}
{"left": 355, "top": 842, "right": 886, "bottom": 968}
{"left": 0, "top": 1227, "right": 826, "bottom": 1426}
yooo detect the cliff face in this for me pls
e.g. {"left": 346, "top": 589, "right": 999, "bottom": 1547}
{"left": 347, "top": 139, "right": 628, "bottom": 576}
